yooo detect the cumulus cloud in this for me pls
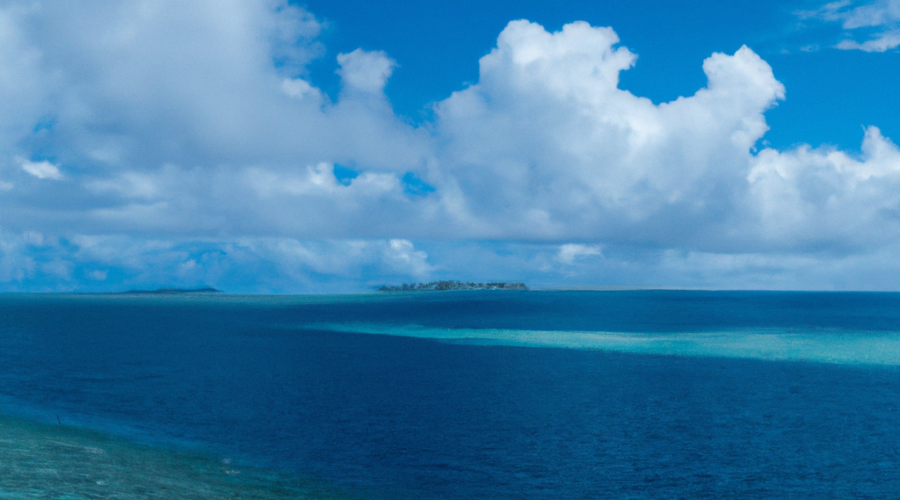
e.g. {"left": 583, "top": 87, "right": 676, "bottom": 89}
{"left": 434, "top": 21, "right": 784, "bottom": 244}
{"left": 0, "top": 0, "right": 431, "bottom": 238}
{"left": 0, "top": 3, "right": 898, "bottom": 291}
{"left": 0, "top": 0, "right": 425, "bottom": 171}
{"left": 746, "top": 126, "right": 900, "bottom": 250}
{"left": 386, "top": 239, "right": 432, "bottom": 278}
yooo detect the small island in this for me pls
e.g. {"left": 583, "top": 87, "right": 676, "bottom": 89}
{"left": 377, "top": 281, "right": 528, "bottom": 292}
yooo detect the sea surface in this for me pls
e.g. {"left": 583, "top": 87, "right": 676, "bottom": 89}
{"left": 1, "top": 290, "right": 899, "bottom": 498}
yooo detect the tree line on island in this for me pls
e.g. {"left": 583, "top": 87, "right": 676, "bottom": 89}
{"left": 377, "top": 281, "right": 528, "bottom": 292}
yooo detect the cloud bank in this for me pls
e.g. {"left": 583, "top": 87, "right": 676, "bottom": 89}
{"left": 0, "top": 1, "right": 898, "bottom": 291}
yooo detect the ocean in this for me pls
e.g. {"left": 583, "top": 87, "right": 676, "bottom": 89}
{"left": 1, "top": 290, "right": 899, "bottom": 498}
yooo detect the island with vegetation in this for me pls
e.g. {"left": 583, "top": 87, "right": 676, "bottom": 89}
{"left": 377, "top": 281, "right": 528, "bottom": 292}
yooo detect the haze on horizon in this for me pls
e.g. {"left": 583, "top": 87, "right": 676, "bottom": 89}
{"left": 0, "top": 0, "right": 898, "bottom": 293}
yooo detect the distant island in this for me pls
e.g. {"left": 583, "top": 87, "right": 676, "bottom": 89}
{"left": 118, "top": 287, "right": 222, "bottom": 295}
{"left": 377, "top": 281, "right": 528, "bottom": 292}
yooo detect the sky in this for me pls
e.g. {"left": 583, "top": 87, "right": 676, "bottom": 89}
{"left": 0, "top": 0, "right": 899, "bottom": 293}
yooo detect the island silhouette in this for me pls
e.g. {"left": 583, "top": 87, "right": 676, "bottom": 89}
{"left": 378, "top": 281, "right": 527, "bottom": 292}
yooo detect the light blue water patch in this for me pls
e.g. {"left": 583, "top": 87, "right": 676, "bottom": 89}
{"left": 311, "top": 323, "right": 900, "bottom": 366}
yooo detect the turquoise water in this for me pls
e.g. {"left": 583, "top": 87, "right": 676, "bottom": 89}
{"left": 314, "top": 323, "right": 900, "bottom": 365}
{"left": 1, "top": 291, "right": 899, "bottom": 498}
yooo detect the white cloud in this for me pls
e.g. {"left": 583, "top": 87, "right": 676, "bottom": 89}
{"left": 337, "top": 49, "right": 396, "bottom": 94}
{"left": 804, "top": 0, "right": 900, "bottom": 52}
{"left": 18, "top": 158, "right": 63, "bottom": 180}
{"left": 0, "top": 5, "right": 898, "bottom": 290}
{"left": 840, "top": 0, "right": 900, "bottom": 28}
{"left": 281, "top": 78, "right": 321, "bottom": 100}
{"left": 386, "top": 239, "right": 432, "bottom": 278}
{"left": 267, "top": 0, "right": 324, "bottom": 76}
{"left": 246, "top": 162, "right": 400, "bottom": 198}
{"left": 557, "top": 244, "right": 603, "bottom": 264}
{"left": 836, "top": 30, "right": 900, "bottom": 51}
{"left": 434, "top": 21, "right": 784, "bottom": 242}
{"left": 745, "top": 126, "right": 900, "bottom": 250}
{"left": 0, "top": 0, "right": 426, "bottom": 174}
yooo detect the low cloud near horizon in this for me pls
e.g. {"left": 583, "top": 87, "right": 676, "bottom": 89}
{"left": 1, "top": 0, "right": 899, "bottom": 292}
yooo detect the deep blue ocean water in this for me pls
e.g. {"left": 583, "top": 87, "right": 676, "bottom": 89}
{"left": 1, "top": 290, "right": 900, "bottom": 498}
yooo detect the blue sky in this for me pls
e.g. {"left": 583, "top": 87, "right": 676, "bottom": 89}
{"left": 0, "top": 0, "right": 899, "bottom": 292}
{"left": 301, "top": 0, "right": 899, "bottom": 150}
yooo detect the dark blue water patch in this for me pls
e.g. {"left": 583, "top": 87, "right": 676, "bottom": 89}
{"left": 265, "top": 289, "right": 900, "bottom": 333}
{"left": 1, "top": 293, "right": 900, "bottom": 498}
{"left": 7, "top": 289, "right": 900, "bottom": 334}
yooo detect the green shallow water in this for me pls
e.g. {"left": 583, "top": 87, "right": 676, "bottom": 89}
{"left": 0, "top": 414, "right": 349, "bottom": 500}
